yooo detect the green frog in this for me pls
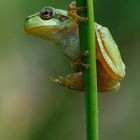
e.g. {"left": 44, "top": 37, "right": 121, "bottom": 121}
{"left": 24, "top": 1, "right": 125, "bottom": 92}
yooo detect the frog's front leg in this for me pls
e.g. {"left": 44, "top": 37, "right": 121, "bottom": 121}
{"left": 68, "top": 1, "right": 88, "bottom": 22}
{"left": 72, "top": 50, "right": 90, "bottom": 72}
{"left": 72, "top": 62, "right": 90, "bottom": 72}
{"left": 50, "top": 72, "right": 84, "bottom": 91}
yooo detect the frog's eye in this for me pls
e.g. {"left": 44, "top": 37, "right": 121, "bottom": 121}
{"left": 40, "top": 7, "right": 55, "bottom": 20}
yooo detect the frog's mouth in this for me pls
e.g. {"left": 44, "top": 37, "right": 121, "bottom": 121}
{"left": 25, "top": 22, "right": 72, "bottom": 44}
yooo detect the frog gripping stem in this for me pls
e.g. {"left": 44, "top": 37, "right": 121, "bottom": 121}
{"left": 68, "top": 1, "right": 88, "bottom": 22}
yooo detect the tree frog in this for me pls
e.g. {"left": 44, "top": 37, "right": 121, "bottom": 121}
{"left": 24, "top": 1, "right": 125, "bottom": 92}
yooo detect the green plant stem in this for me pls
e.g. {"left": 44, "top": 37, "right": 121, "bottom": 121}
{"left": 76, "top": 0, "right": 99, "bottom": 140}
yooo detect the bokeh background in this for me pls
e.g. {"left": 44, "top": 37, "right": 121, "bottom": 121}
{"left": 0, "top": 0, "right": 139, "bottom": 140}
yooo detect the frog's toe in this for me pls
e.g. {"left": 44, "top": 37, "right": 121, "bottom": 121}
{"left": 50, "top": 76, "right": 64, "bottom": 86}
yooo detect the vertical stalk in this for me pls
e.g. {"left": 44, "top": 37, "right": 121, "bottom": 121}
{"left": 76, "top": 0, "right": 99, "bottom": 140}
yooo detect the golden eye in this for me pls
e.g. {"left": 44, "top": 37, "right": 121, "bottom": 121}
{"left": 40, "top": 7, "right": 55, "bottom": 20}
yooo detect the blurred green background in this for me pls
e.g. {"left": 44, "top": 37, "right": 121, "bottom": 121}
{"left": 0, "top": 0, "right": 139, "bottom": 140}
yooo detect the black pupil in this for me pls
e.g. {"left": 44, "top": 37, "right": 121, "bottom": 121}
{"left": 41, "top": 9, "right": 53, "bottom": 20}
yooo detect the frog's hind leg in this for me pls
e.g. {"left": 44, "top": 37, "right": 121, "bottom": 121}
{"left": 97, "top": 60, "right": 121, "bottom": 92}
{"left": 50, "top": 72, "right": 84, "bottom": 91}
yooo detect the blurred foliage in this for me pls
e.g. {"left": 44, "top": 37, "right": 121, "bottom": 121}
{"left": 0, "top": 0, "right": 139, "bottom": 140}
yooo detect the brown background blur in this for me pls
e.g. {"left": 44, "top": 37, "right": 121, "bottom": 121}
{"left": 0, "top": 0, "right": 139, "bottom": 140}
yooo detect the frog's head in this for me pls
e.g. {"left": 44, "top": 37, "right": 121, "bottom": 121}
{"left": 25, "top": 7, "right": 74, "bottom": 41}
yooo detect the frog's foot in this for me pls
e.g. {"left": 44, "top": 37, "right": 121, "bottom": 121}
{"left": 81, "top": 51, "right": 90, "bottom": 69}
{"left": 68, "top": 1, "right": 88, "bottom": 23}
{"left": 82, "top": 63, "right": 90, "bottom": 69}
{"left": 50, "top": 72, "right": 84, "bottom": 91}
{"left": 74, "top": 50, "right": 89, "bottom": 61}
{"left": 72, "top": 50, "right": 90, "bottom": 72}
{"left": 69, "top": 1, "right": 87, "bottom": 12}
{"left": 80, "top": 50, "right": 89, "bottom": 58}
{"left": 73, "top": 62, "right": 90, "bottom": 72}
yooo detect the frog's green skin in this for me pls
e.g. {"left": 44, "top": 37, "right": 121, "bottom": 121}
{"left": 24, "top": 2, "right": 125, "bottom": 92}
{"left": 25, "top": 7, "right": 80, "bottom": 60}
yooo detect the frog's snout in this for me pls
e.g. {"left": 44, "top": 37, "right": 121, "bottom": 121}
{"left": 24, "top": 16, "right": 31, "bottom": 32}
